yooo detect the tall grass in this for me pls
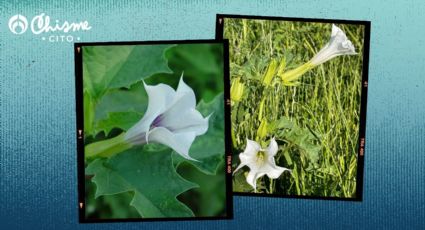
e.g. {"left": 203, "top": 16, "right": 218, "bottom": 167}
{"left": 225, "top": 19, "right": 365, "bottom": 198}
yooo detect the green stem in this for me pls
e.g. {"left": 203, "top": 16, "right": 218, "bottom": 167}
{"left": 232, "top": 101, "right": 240, "bottom": 147}
{"left": 85, "top": 133, "right": 133, "bottom": 159}
{"left": 280, "top": 62, "right": 315, "bottom": 83}
{"left": 269, "top": 178, "right": 274, "bottom": 194}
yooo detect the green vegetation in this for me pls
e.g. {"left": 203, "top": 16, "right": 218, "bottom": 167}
{"left": 83, "top": 43, "right": 227, "bottom": 218}
{"left": 225, "top": 18, "right": 365, "bottom": 198}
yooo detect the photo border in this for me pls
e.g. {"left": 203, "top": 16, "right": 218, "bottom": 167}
{"left": 216, "top": 14, "right": 370, "bottom": 201}
{"left": 74, "top": 39, "right": 233, "bottom": 223}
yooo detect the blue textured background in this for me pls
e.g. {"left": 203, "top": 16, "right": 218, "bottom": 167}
{"left": 1, "top": 0, "right": 424, "bottom": 229}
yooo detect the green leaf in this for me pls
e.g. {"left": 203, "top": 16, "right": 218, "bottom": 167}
{"left": 172, "top": 93, "right": 225, "bottom": 175}
{"left": 95, "top": 83, "right": 148, "bottom": 121}
{"left": 196, "top": 93, "right": 225, "bottom": 131}
{"left": 86, "top": 146, "right": 197, "bottom": 218}
{"left": 169, "top": 44, "right": 220, "bottom": 75}
{"left": 270, "top": 116, "right": 295, "bottom": 130}
{"left": 92, "top": 83, "right": 149, "bottom": 135}
{"left": 102, "top": 192, "right": 141, "bottom": 219}
{"left": 164, "top": 44, "right": 224, "bottom": 102}
{"left": 83, "top": 91, "right": 95, "bottom": 135}
{"left": 283, "top": 149, "right": 293, "bottom": 166}
{"left": 232, "top": 170, "right": 253, "bottom": 193}
{"left": 82, "top": 45, "right": 172, "bottom": 136}
{"left": 176, "top": 162, "right": 227, "bottom": 217}
{"left": 83, "top": 45, "right": 173, "bottom": 101}
{"left": 275, "top": 117, "right": 321, "bottom": 165}
{"left": 95, "top": 112, "right": 141, "bottom": 136}
{"left": 83, "top": 46, "right": 131, "bottom": 100}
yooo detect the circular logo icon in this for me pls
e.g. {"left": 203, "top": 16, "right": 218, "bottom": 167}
{"left": 8, "top": 14, "right": 28, "bottom": 35}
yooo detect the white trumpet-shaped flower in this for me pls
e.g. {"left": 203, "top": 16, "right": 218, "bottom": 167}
{"left": 310, "top": 24, "right": 357, "bottom": 66}
{"left": 124, "top": 74, "right": 209, "bottom": 161}
{"left": 234, "top": 138, "right": 290, "bottom": 192}
{"left": 279, "top": 24, "right": 357, "bottom": 84}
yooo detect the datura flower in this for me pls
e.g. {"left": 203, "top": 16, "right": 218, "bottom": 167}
{"left": 280, "top": 24, "right": 356, "bottom": 84}
{"left": 124, "top": 75, "right": 209, "bottom": 161}
{"left": 234, "top": 138, "right": 290, "bottom": 192}
{"left": 310, "top": 24, "right": 357, "bottom": 65}
{"left": 85, "top": 74, "right": 209, "bottom": 161}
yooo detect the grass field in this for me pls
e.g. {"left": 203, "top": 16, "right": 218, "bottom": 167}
{"left": 225, "top": 18, "right": 365, "bottom": 198}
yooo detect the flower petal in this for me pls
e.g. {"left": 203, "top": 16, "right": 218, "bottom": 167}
{"left": 158, "top": 76, "right": 208, "bottom": 135}
{"left": 265, "top": 137, "right": 278, "bottom": 157}
{"left": 233, "top": 163, "right": 245, "bottom": 175}
{"left": 262, "top": 162, "right": 289, "bottom": 179}
{"left": 161, "top": 108, "right": 209, "bottom": 136}
{"left": 332, "top": 25, "right": 356, "bottom": 55}
{"left": 310, "top": 24, "right": 356, "bottom": 66}
{"left": 331, "top": 24, "right": 344, "bottom": 38}
{"left": 243, "top": 139, "right": 261, "bottom": 156}
{"left": 175, "top": 74, "right": 197, "bottom": 109}
{"left": 143, "top": 81, "right": 177, "bottom": 123}
{"left": 163, "top": 75, "right": 197, "bottom": 113}
{"left": 147, "top": 127, "right": 198, "bottom": 161}
{"left": 124, "top": 82, "right": 175, "bottom": 144}
{"left": 233, "top": 139, "right": 262, "bottom": 175}
{"left": 233, "top": 150, "right": 258, "bottom": 174}
{"left": 246, "top": 170, "right": 265, "bottom": 192}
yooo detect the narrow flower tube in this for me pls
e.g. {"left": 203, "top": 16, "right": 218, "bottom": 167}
{"left": 233, "top": 138, "right": 291, "bottom": 192}
{"left": 280, "top": 24, "right": 356, "bottom": 84}
{"left": 279, "top": 62, "right": 314, "bottom": 84}
{"left": 85, "top": 133, "right": 132, "bottom": 159}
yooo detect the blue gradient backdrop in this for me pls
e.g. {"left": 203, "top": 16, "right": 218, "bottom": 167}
{"left": 1, "top": 0, "right": 424, "bottom": 229}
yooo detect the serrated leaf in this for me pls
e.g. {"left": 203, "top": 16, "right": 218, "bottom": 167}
{"left": 82, "top": 45, "right": 172, "bottom": 137}
{"left": 172, "top": 93, "right": 225, "bottom": 175}
{"left": 177, "top": 162, "right": 226, "bottom": 217}
{"left": 95, "top": 111, "right": 141, "bottom": 135}
{"left": 102, "top": 192, "right": 140, "bottom": 219}
{"left": 232, "top": 171, "right": 253, "bottom": 193}
{"left": 163, "top": 44, "right": 224, "bottom": 102}
{"left": 271, "top": 116, "right": 294, "bottom": 130}
{"left": 95, "top": 83, "right": 148, "bottom": 121}
{"left": 86, "top": 146, "right": 197, "bottom": 218}
{"left": 275, "top": 117, "right": 321, "bottom": 165}
{"left": 89, "top": 83, "right": 147, "bottom": 136}
{"left": 83, "top": 45, "right": 173, "bottom": 101}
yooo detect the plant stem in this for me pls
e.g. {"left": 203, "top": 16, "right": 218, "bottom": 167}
{"left": 85, "top": 133, "right": 133, "bottom": 159}
{"left": 280, "top": 62, "right": 315, "bottom": 83}
{"left": 269, "top": 178, "right": 274, "bottom": 194}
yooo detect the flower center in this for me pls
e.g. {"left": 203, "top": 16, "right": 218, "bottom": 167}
{"left": 151, "top": 115, "right": 163, "bottom": 128}
{"left": 256, "top": 151, "right": 266, "bottom": 166}
{"left": 150, "top": 114, "right": 176, "bottom": 132}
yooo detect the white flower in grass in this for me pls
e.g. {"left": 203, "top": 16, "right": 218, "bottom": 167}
{"left": 310, "top": 24, "right": 357, "bottom": 66}
{"left": 279, "top": 24, "right": 356, "bottom": 84}
{"left": 234, "top": 138, "right": 291, "bottom": 192}
{"left": 124, "top": 73, "right": 209, "bottom": 161}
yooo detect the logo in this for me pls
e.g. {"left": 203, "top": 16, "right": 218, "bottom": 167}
{"left": 8, "top": 13, "right": 91, "bottom": 43}
{"left": 8, "top": 14, "right": 28, "bottom": 34}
